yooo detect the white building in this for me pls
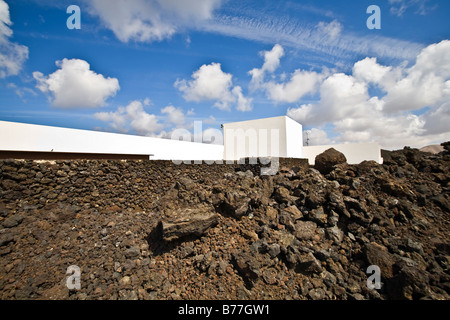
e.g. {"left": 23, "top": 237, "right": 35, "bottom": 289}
{"left": 223, "top": 116, "right": 303, "bottom": 161}
{"left": 0, "top": 117, "right": 383, "bottom": 164}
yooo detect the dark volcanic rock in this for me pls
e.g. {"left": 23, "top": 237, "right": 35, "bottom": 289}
{"left": 363, "top": 243, "right": 396, "bottom": 279}
{"left": 293, "top": 221, "right": 317, "bottom": 240}
{"left": 0, "top": 144, "right": 449, "bottom": 300}
{"left": 157, "top": 206, "right": 219, "bottom": 242}
{"left": 315, "top": 148, "right": 347, "bottom": 175}
{"left": 2, "top": 214, "right": 24, "bottom": 228}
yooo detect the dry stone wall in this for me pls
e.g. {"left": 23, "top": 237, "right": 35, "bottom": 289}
{"left": 0, "top": 147, "right": 448, "bottom": 300}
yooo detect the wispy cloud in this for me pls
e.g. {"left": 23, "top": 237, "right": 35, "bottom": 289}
{"left": 201, "top": 13, "right": 424, "bottom": 66}
{"left": 389, "top": 0, "right": 438, "bottom": 16}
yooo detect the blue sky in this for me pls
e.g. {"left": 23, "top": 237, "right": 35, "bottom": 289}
{"left": 0, "top": 0, "right": 449, "bottom": 149}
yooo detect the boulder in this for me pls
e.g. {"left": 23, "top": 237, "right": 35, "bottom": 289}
{"left": 363, "top": 243, "right": 395, "bottom": 279}
{"left": 157, "top": 205, "right": 219, "bottom": 242}
{"left": 315, "top": 148, "right": 347, "bottom": 175}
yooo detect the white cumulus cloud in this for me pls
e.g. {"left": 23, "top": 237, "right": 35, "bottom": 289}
{"left": 232, "top": 86, "right": 253, "bottom": 112}
{"left": 0, "top": 0, "right": 28, "bottom": 78}
{"left": 33, "top": 58, "right": 120, "bottom": 108}
{"left": 175, "top": 62, "right": 252, "bottom": 111}
{"left": 87, "top": 0, "right": 223, "bottom": 43}
{"left": 288, "top": 40, "right": 450, "bottom": 149}
{"left": 249, "top": 44, "right": 284, "bottom": 89}
{"left": 383, "top": 40, "right": 450, "bottom": 113}
{"left": 94, "top": 99, "right": 164, "bottom": 136}
{"left": 161, "top": 105, "right": 186, "bottom": 127}
{"left": 249, "top": 44, "right": 324, "bottom": 103}
{"left": 264, "top": 69, "right": 324, "bottom": 103}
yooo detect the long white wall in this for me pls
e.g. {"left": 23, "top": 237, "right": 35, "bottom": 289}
{"left": 303, "top": 142, "right": 383, "bottom": 165}
{"left": 0, "top": 120, "right": 384, "bottom": 165}
{"left": 0, "top": 121, "right": 224, "bottom": 161}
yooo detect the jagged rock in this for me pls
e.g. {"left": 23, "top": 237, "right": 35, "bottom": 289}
{"left": 314, "top": 148, "right": 347, "bottom": 175}
{"left": 280, "top": 205, "right": 303, "bottom": 221}
{"left": 326, "top": 226, "right": 344, "bottom": 244}
{"left": 293, "top": 221, "right": 317, "bottom": 240}
{"left": 387, "top": 259, "right": 431, "bottom": 300}
{"left": 297, "top": 252, "right": 323, "bottom": 275}
{"left": 232, "top": 250, "right": 260, "bottom": 282}
{"left": 0, "top": 231, "right": 14, "bottom": 247}
{"left": 262, "top": 268, "right": 278, "bottom": 285}
{"left": 273, "top": 186, "right": 292, "bottom": 204}
{"left": 363, "top": 243, "right": 396, "bottom": 279}
{"left": 0, "top": 203, "right": 10, "bottom": 217}
{"left": 124, "top": 246, "right": 140, "bottom": 259}
{"left": 2, "top": 214, "right": 24, "bottom": 228}
{"left": 265, "top": 206, "right": 278, "bottom": 220}
{"left": 283, "top": 246, "right": 322, "bottom": 275}
{"left": 156, "top": 206, "right": 219, "bottom": 242}
{"left": 307, "top": 207, "right": 328, "bottom": 226}
{"left": 267, "top": 243, "right": 281, "bottom": 258}
{"left": 217, "top": 190, "right": 251, "bottom": 218}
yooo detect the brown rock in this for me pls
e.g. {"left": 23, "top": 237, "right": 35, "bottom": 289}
{"left": 315, "top": 148, "right": 347, "bottom": 174}
{"left": 364, "top": 243, "right": 395, "bottom": 279}
{"left": 265, "top": 207, "right": 278, "bottom": 220}
{"left": 157, "top": 205, "right": 219, "bottom": 242}
{"left": 293, "top": 221, "right": 317, "bottom": 240}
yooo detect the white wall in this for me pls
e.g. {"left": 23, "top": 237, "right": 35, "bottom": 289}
{"left": 303, "top": 142, "right": 383, "bottom": 165}
{"left": 0, "top": 121, "right": 224, "bottom": 161}
{"left": 223, "top": 116, "right": 303, "bottom": 160}
{"left": 285, "top": 116, "right": 303, "bottom": 159}
{"left": 0, "top": 120, "right": 383, "bottom": 165}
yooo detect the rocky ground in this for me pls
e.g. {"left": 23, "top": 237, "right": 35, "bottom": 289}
{"left": 0, "top": 143, "right": 449, "bottom": 300}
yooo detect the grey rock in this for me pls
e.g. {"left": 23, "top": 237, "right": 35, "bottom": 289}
{"left": 158, "top": 205, "right": 219, "bottom": 242}
{"left": 3, "top": 214, "right": 24, "bottom": 228}
{"left": 387, "top": 260, "right": 431, "bottom": 300}
{"left": 0, "top": 231, "right": 14, "bottom": 247}
{"left": 267, "top": 243, "right": 281, "bottom": 258}
{"left": 405, "top": 238, "right": 424, "bottom": 255}
{"left": 0, "top": 204, "right": 10, "bottom": 217}
{"left": 308, "top": 207, "right": 328, "bottom": 226}
{"left": 293, "top": 221, "right": 317, "bottom": 241}
{"left": 296, "top": 252, "right": 323, "bottom": 275}
{"left": 219, "top": 191, "right": 251, "bottom": 218}
{"left": 232, "top": 250, "right": 260, "bottom": 281}
{"left": 314, "top": 249, "right": 331, "bottom": 261}
{"left": 349, "top": 293, "right": 366, "bottom": 300}
{"left": 262, "top": 268, "right": 277, "bottom": 285}
{"left": 308, "top": 288, "right": 327, "bottom": 300}
{"left": 322, "top": 271, "right": 337, "bottom": 288}
{"left": 326, "top": 226, "right": 344, "bottom": 244}
{"left": 124, "top": 246, "right": 140, "bottom": 259}
{"left": 327, "top": 210, "right": 339, "bottom": 227}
